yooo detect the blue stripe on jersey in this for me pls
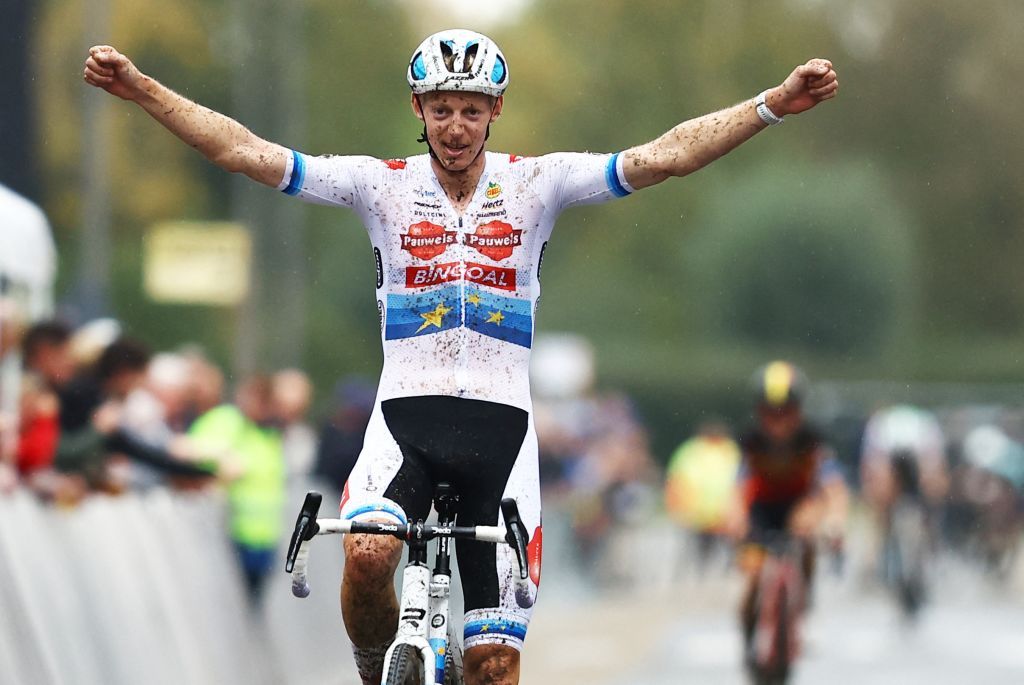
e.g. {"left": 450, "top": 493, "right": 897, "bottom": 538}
{"left": 465, "top": 288, "right": 532, "bottom": 349}
{"left": 384, "top": 286, "right": 533, "bottom": 348}
{"left": 465, "top": 288, "right": 532, "bottom": 318}
{"left": 463, "top": 619, "right": 528, "bottom": 642}
{"left": 385, "top": 287, "right": 461, "bottom": 340}
{"left": 606, "top": 152, "right": 631, "bottom": 198}
{"left": 283, "top": 149, "right": 306, "bottom": 196}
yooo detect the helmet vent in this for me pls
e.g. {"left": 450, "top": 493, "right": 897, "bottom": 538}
{"left": 439, "top": 40, "right": 456, "bottom": 71}
{"left": 463, "top": 42, "right": 480, "bottom": 72}
{"left": 410, "top": 52, "right": 427, "bottom": 81}
{"left": 491, "top": 55, "right": 507, "bottom": 84}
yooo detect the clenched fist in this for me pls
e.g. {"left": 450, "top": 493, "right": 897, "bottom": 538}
{"left": 83, "top": 45, "right": 144, "bottom": 101}
{"left": 767, "top": 58, "right": 839, "bottom": 118}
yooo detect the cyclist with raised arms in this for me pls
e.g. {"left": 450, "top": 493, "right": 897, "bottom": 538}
{"left": 83, "top": 31, "right": 838, "bottom": 685}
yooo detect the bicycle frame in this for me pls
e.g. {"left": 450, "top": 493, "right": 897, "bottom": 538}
{"left": 285, "top": 490, "right": 532, "bottom": 685}
{"left": 382, "top": 494, "right": 458, "bottom": 685}
{"left": 750, "top": 536, "right": 804, "bottom": 682}
{"left": 754, "top": 548, "right": 802, "bottom": 667}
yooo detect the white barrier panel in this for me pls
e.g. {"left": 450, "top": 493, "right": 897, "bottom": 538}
{"left": 0, "top": 481, "right": 356, "bottom": 685}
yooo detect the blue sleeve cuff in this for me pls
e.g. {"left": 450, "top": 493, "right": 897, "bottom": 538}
{"left": 279, "top": 149, "right": 306, "bottom": 196}
{"left": 605, "top": 152, "right": 635, "bottom": 198}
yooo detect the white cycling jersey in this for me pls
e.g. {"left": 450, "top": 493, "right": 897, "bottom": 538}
{"left": 861, "top": 404, "right": 946, "bottom": 469}
{"left": 277, "top": 149, "right": 635, "bottom": 410}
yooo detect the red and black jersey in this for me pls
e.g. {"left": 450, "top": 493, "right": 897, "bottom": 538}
{"left": 740, "top": 424, "right": 823, "bottom": 504}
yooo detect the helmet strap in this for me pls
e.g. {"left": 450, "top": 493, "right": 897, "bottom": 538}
{"left": 417, "top": 124, "right": 440, "bottom": 161}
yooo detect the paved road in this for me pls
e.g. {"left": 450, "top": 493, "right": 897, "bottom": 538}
{"left": 260, "top": 507, "right": 1024, "bottom": 684}
{"left": 522, "top": 557, "right": 1024, "bottom": 685}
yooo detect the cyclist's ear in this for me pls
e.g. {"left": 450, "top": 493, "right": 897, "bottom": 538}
{"left": 489, "top": 95, "right": 503, "bottom": 122}
{"left": 411, "top": 93, "right": 425, "bottom": 121}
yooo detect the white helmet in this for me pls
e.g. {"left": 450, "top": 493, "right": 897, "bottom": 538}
{"left": 407, "top": 29, "right": 509, "bottom": 97}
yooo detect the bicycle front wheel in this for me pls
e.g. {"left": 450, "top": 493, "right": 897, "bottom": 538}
{"left": 385, "top": 643, "right": 424, "bottom": 685}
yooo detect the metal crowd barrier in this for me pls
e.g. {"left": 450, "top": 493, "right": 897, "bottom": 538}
{"left": 0, "top": 480, "right": 354, "bottom": 685}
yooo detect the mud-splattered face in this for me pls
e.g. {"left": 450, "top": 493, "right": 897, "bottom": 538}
{"left": 413, "top": 91, "right": 503, "bottom": 172}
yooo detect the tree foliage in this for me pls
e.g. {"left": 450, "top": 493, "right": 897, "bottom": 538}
{"left": 27, "top": 0, "right": 1024, "bottom": 436}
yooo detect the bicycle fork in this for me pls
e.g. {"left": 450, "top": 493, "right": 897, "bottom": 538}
{"left": 380, "top": 508, "right": 460, "bottom": 685}
{"left": 381, "top": 560, "right": 435, "bottom": 684}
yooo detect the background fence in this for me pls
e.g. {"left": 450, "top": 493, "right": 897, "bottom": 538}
{"left": 0, "top": 481, "right": 354, "bottom": 685}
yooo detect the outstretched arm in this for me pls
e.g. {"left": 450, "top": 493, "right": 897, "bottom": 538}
{"left": 622, "top": 59, "right": 838, "bottom": 190}
{"left": 83, "top": 45, "right": 288, "bottom": 188}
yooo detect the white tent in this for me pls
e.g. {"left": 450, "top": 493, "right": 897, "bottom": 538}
{"left": 0, "top": 184, "right": 58, "bottom": 459}
{"left": 0, "top": 183, "right": 57, "bottom": 316}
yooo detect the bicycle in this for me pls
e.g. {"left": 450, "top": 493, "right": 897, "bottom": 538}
{"left": 745, "top": 533, "right": 806, "bottom": 685}
{"left": 883, "top": 451, "right": 929, "bottom": 620}
{"left": 285, "top": 483, "right": 533, "bottom": 685}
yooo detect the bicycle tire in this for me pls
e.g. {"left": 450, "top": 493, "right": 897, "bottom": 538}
{"left": 773, "top": 584, "right": 791, "bottom": 684}
{"left": 749, "top": 569, "right": 794, "bottom": 685}
{"left": 443, "top": 639, "right": 464, "bottom": 685}
{"left": 385, "top": 643, "right": 424, "bottom": 685}
{"left": 891, "top": 500, "right": 927, "bottom": 618}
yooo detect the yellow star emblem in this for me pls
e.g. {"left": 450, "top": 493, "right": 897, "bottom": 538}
{"left": 467, "top": 293, "right": 482, "bottom": 306}
{"left": 486, "top": 310, "right": 504, "bottom": 325}
{"left": 482, "top": 623, "right": 491, "bottom": 632}
{"left": 416, "top": 302, "right": 452, "bottom": 333}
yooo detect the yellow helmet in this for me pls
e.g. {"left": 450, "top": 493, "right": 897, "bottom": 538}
{"left": 752, "top": 361, "right": 807, "bottom": 408}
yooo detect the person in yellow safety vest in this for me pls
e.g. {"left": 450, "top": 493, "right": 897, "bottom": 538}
{"left": 189, "top": 375, "right": 286, "bottom": 607}
{"left": 665, "top": 420, "right": 741, "bottom": 575}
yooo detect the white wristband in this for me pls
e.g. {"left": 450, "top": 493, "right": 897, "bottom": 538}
{"left": 755, "top": 90, "right": 784, "bottom": 126}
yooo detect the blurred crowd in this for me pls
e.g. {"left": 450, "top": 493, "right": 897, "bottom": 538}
{"left": 0, "top": 311, "right": 375, "bottom": 605}
{"left": 3, "top": 306, "right": 1023, "bottom": 604}
{"left": 528, "top": 353, "right": 1024, "bottom": 595}
{"left": 662, "top": 397, "right": 1024, "bottom": 588}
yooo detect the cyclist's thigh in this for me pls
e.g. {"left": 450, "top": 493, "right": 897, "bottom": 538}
{"left": 339, "top": 403, "right": 433, "bottom": 525}
{"left": 456, "top": 412, "right": 539, "bottom": 652}
{"left": 365, "top": 394, "right": 540, "bottom": 651}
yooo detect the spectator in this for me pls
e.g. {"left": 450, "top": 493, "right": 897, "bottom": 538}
{"left": 181, "top": 348, "right": 225, "bottom": 426}
{"left": 562, "top": 392, "right": 659, "bottom": 579}
{"left": 122, "top": 352, "right": 193, "bottom": 443}
{"left": 54, "top": 337, "right": 215, "bottom": 489}
{"left": 120, "top": 352, "right": 197, "bottom": 489}
{"left": 57, "top": 334, "right": 149, "bottom": 434}
{"left": 664, "top": 420, "right": 742, "bottom": 576}
{"left": 0, "top": 299, "right": 27, "bottom": 489}
{"left": 53, "top": 336, "right": 152, "bottom": 484}
{"left": 14, "top": 372, "right": 87, "bottom": 503}
{"left": 189, "top": 375, "right": 286, "bottom": 607}
{"left": 0, "top": 297, "right": 25, "bottom": 360}
{"left": 315, "top": 378, "right": 374, "bottom": 491}
{"left": 15, "top": 372, "right": 60, "bottom": 474}
{"left": 273, "top": 368, "right": 317, "bottom": 479}
{"left": 21, "top": 320, "right": 77, "bottom": 392}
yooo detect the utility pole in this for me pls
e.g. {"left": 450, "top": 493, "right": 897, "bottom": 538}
{"left": 0, "top": 0, "right": 38, "bottom": 201}
{"left": 270, "top": 0, "right": 309, "bottom": 370}
{"left": 77, "top": 0, "right": 113, "bottom": 320}
{"left": 228, "top": 0, "right": 307, "bottom": 376}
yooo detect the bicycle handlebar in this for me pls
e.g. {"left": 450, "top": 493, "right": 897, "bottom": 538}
{"left": 285, "top": 491, "right": 533, "bottom": 605}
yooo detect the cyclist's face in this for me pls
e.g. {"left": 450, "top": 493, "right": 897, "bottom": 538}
{"left": 758, "top": 402, "right": 802, "bottom": 441}
{"left": 413, "top": 91, "right": 503, "bottom": 172}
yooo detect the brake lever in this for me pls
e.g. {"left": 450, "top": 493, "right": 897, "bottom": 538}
{"left": 500, "top": 498, "right": 529, "bottom": 581}
{"left": 285, "top": 491, "right": 323, "bottom": 573}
